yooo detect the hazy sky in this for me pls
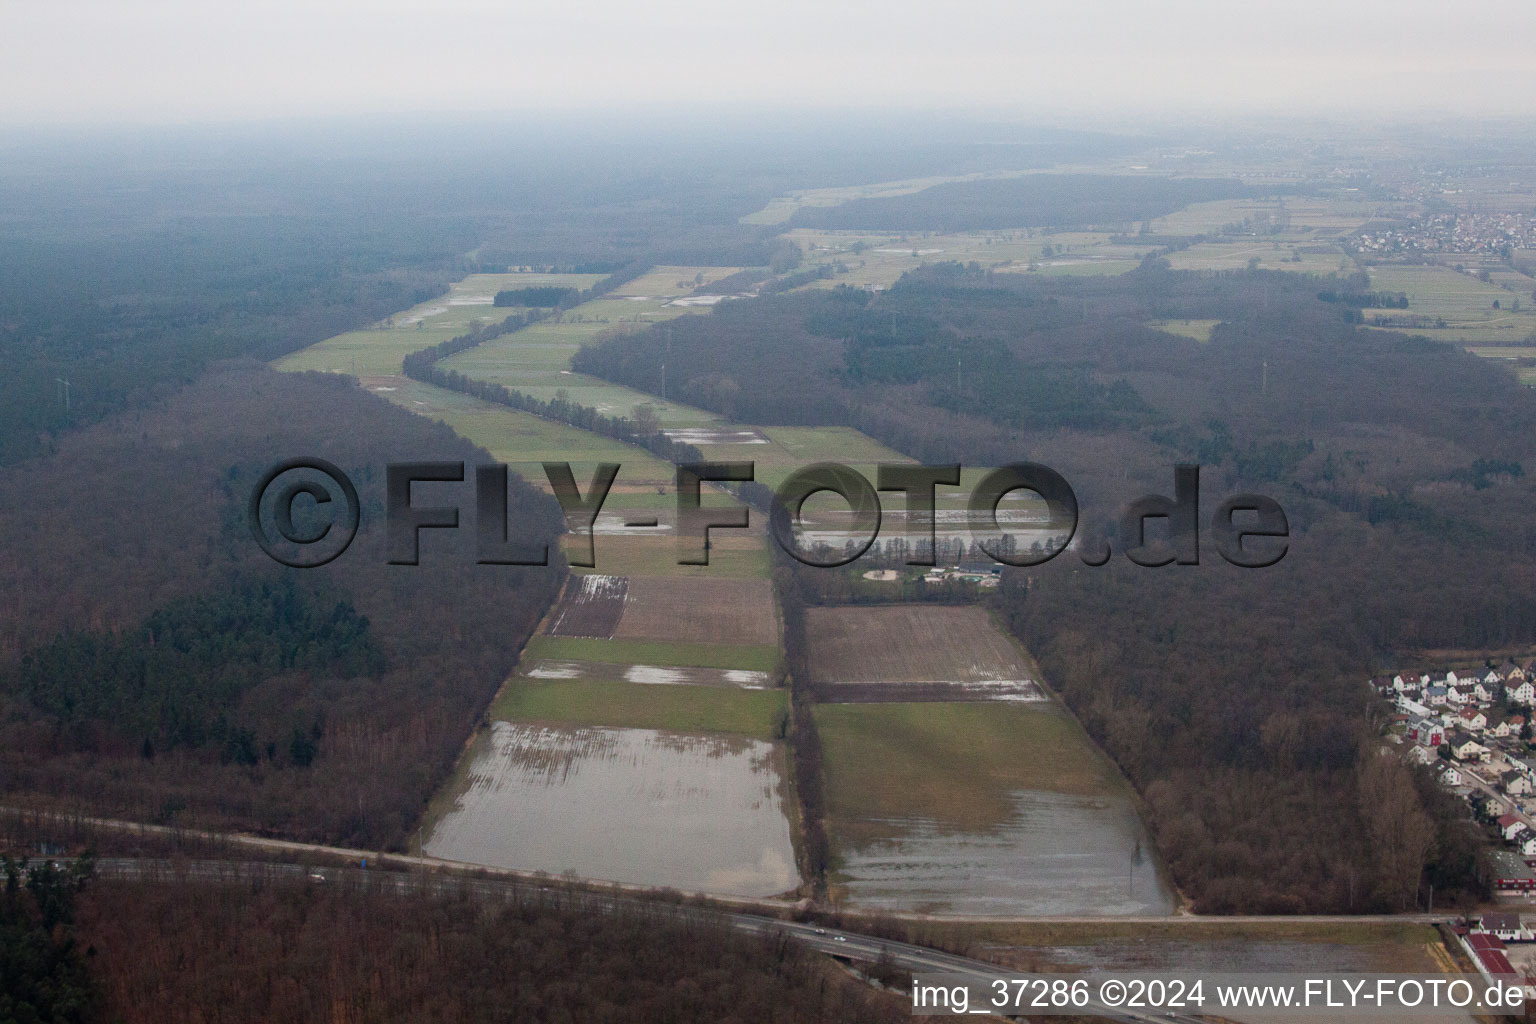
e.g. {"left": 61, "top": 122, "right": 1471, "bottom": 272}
{"left": 4, "top": 0, "right": 1536, "bottom": 124}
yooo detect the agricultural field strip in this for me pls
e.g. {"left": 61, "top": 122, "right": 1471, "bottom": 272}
{"left": 543, "top": 573, "right": 628, "bottom": 638}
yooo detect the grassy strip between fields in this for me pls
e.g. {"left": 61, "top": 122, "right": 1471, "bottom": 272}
{"left": 524, "top": 634, "right": 781, "bottom": 673}
{"left": 489, "top": 678, "right": 787, "bottom": 741}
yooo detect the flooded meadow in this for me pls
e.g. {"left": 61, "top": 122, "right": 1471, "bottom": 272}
{"left": 424, "top": 722, "right": 800, "bottom": 897}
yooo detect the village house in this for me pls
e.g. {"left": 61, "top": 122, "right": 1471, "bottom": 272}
{"left": 1408, "top": 719, "right": 1444, "bottom": 747}
{"left": 1511, "top": 679, "right": 1536, "bottom": 706}
{"left": 1499, "top": 813, "right": 1526, "bottom": 842}
{"left": 1458, "top": 707, "right": 1487, "bottom": 732}
{"left": 1448, "top": 730, "right": 1490, "bottom": 762}
{"left": 1505, "top": 771, "right": 1536, "bottom": 797}
{"left": 1479, "top": 912, "right": 1535, "bottom": 943}
{"left": 1426, "top": 684, "right": 1449, "bottom": 706}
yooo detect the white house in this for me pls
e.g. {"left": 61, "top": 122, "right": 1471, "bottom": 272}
{"left": 1499, "top": 813, "right": 1526, "bottom": 841}
{"left": 1459, "top": 708, "right": 1488, "bottom": 732}
{"left": 1449, "top": 731, "right": 1490, "bottom": 762}
{"left": 1426, "top": 684, "right": 1449, "bottom": 706}
{"left": 1503, "top": 771, "right": 1534, "bottom": 797}
{"left": 1511, "top": 681, "right": 1536, "bottom": 707}
{"left": 1480, "top": 912, "right": 1535, "bottom": 943}
{"left": 1409, "top": 719, "right": 1445, "bottom": 747}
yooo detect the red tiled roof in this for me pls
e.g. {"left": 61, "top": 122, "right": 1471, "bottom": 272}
{"left": 1478, "top": 949, "right": 1516, "bottom": 976}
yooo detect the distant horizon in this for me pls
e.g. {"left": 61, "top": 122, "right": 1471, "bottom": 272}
{"left": 6, "top": 0, "right": 1536, "bottom": 126}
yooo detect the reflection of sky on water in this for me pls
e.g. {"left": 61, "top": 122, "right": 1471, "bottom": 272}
{"left": 426, "top": 722, "right": 799, "bottom": 897}
{"left": 836, "top": 790, "right": 1176, "bottom": 916}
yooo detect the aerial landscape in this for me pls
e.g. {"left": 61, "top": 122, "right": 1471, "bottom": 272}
{"left": 6, "top": 1, "right": 1536, "bottom": 1022}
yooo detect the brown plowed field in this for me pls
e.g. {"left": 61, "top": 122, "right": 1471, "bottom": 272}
{"left": 804, "top": 605, "right": 1034, "bottom": 686}
{"left": 613, "top": 576, "right": 778, "bottom": 645}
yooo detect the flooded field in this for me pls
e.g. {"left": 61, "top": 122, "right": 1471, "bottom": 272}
{"left": 519, "top": 658, "right": 772, "bottom": 688}
{"left": 816, "top": 678, "right": 1044, "bottom": 703}
{"left": 424, "top": 723, "right": 799, "bottom": 897}
{"left": 816, "top": 701, "right": 1176, "bottom": 917}
{"left": 833, "top": 790, "right": 1174, "bottom": 916}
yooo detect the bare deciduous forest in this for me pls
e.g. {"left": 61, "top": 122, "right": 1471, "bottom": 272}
{"left": 578, "top": 262, "right": 1533, "bottom": 911}
{"left": 0, "top": 364, "right": 565, "bottom": 849}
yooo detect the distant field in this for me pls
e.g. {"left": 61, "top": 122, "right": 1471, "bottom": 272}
{"left": 274, "top": 273, "right": 597, "bottom": 377}
{"left": 786, "top": 228, "right": 1156, "bottom": 291}
{"left": 524, "top": 634, "right": 781, "bottom": 672}
{"left": 575, "top": 533, "right": 771, "bottom": 579}
{"left": 610, "top": 266, "right": 744, "bottom": 298}
{"left": 805, "top": 605, "right": 1034, "bottom": 684}
{"left": 426, "top": 402, "right": 677, "bottom": 486}
{"left": 1148, "top": 319, "right": 1221, "bottom": 343}
{"left": 438, "top": 301, "right": 721, "bottom": 428}
{"left": 489, "top": 677, "right": 786, "bottom": 740}
{"left": 1148, "top": 197, "right": 1389, "bottom": 235}
{"left": 1369, "top": 264, "right": 1525, "bottom": 318}
{"left": 739, "top": 172, "right": 1027, "bottom": 226}
{"left": 275, "top": 326, "right": 468, "bottom": 376}
{"left": 615, "top": 576, "right": 779, "bottom": 645}
{"left": 1164, "top": 241, "right": 1345, "bottom": 275}
{"left": 1366, "top": 264, "right": 1536, "bottom": 348}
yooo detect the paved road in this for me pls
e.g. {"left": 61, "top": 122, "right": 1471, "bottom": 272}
{"left": 3, "top": 803, "right": 1454, "bottom": 926}
{"left": 71, "top": 857, "right": 1201, "bottom": 1023}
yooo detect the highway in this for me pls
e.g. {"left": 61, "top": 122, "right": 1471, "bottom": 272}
{"left": 10, "top": 806, "right": 1465, "bottom": 1023}
{"left": 0, "top": 804, "right": 1451, "bottom": 926}
{"left": 71, "top": 857, "right": 1208, "bottom": 1023}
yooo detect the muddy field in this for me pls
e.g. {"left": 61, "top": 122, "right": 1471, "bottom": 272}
{"left": 544, "top": 574, "right": 628, "bottom": 638}
{"left": 423, "top": 722, "right": 799, "bottom": 897}
{"left": 805, "top": 605, "right": 1035, "bottom": 689}
{"left": 614, "top": 576, "right": 779, "bottom": 645}
{"left": 518, "top": 658, "right": 773, "bottom": 688}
